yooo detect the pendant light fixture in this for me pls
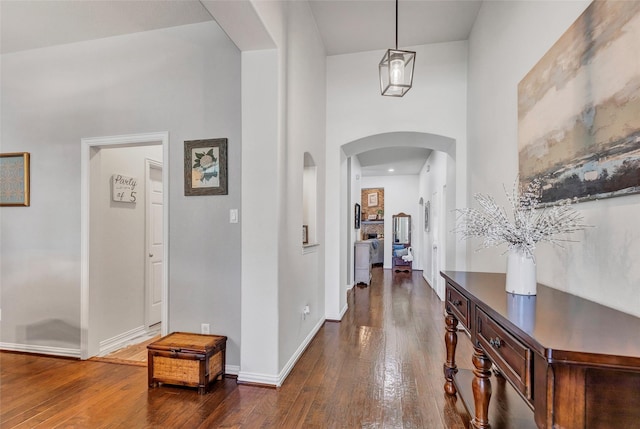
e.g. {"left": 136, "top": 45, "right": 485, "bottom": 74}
{"left": 379, "top": 0, "right": 416, "bottom": 97}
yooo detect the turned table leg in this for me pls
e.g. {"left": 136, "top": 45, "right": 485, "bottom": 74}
{"left": 444, "top": 312, "right": 459, "bottom": 395}
{"left": 471, "top": 345, "right": 492, "bottom": 429}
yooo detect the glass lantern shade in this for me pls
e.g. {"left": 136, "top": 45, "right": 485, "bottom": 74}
{"left": 379, "top": 49, "right": 416, "bottom": 97}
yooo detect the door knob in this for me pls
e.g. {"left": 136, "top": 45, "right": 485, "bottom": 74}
{"left": 149, "top": 253, "right": 154, "bottom": 257}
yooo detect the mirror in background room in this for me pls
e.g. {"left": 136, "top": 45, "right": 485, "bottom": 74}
{"left": 393, "top": 213, "right": 411, "bottom": 244}
{"left": 392, "top": 212, "right": 412, "bottom": 273}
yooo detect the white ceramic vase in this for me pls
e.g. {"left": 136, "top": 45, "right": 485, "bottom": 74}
{"left": 506, "top": 293, "right": 536, "bottom": 332}
{"left": 505, "top": 248, "right": 537, "bottom": 295}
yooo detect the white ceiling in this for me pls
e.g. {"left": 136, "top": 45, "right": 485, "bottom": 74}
{"left": 358, "top": 147, "right": 432, "bottom": 176}
{"left": 0, "top": 1, "right": 214, "bottom": 54}
{"left": 307, "top": 0, "right": 481, "bottom": 176}
{"left": 308, "top": 0, "right": 482, "bottom": 56}
{"left": 1, "top": 0, "right": 482, "bottom": 55}
{"left": 1, "top": 0, "right": 481, "bottom": 174}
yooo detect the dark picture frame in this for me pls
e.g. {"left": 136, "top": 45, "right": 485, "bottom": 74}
{"left": 0, "top": 152, "right": 30, "bottom": 206}
{"left": 354, "top": 203, "right": 361, "bottom": 229}
{"left": 184, "top": 138, "right": 228, "bottom": 196}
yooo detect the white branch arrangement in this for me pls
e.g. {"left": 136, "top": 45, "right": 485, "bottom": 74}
{"left": 454, "top": 179, "right": 587, "bottom": 260}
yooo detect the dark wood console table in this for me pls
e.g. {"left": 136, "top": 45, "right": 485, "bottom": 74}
{"left": 441, "top": 271, "right": 640, "bottom": 429}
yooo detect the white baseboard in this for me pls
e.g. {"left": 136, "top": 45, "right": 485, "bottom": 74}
{"left": 237, "top": 317, "right": 324, "bottom": 388}
{"left": 0, "top": 342, "right": 81, "bottom": 358}
{"left": 225, "top": 364, "right": 240, "bottom": 376}
{"left": 0, "top": 341, "right": 240, "bottom": 376}
{"left": 277, "top": 317, "right": 324, "bottom": 386}
{"left": 237, "top": 370, "right": 280, "bottom": 386}
{"left": 423, "top": 271, "right": 432, "bottom": 288}
{"left": 337, "top": 303, "right": 348, "bottom": 320}
{"left": 98, "top": 325, "right": 147, "bottom": 357}
{"left": 325, "top": 302, "right": 348, "bottom": 322}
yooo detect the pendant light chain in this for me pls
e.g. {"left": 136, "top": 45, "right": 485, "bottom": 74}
{"left": 378, "top": 0, "right": 416, "bottom": 97}
{"left": 395, "top": 0, "right": 399, "bottom": 50}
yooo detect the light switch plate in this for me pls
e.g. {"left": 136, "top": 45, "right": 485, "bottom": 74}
{"left": 230, "top": 209, "right": 238, "bottom": 223}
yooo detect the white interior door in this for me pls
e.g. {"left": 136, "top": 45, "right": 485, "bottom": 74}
{"left": 146, "top": 160, "right": 163, "bottom": 327}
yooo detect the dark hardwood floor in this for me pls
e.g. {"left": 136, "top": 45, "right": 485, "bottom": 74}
{"left": 1, "top": 268, "right": 475, "bottom": 428}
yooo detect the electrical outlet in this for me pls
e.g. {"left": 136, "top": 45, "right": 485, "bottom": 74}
{"left": 201, "top": 323, "right": 210, "bottom": 334}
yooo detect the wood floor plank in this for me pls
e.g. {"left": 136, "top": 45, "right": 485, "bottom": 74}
{"left": 1, "top": 268, "right": 475, "bottom": 428}
{"left": 15, "top": 364, "right": 140, "bottom": 428}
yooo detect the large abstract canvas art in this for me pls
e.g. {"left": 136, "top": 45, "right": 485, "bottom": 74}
{"left": 518, "top": 0, "right": 640, "bottom": 204}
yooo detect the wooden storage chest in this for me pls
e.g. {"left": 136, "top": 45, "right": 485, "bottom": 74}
{"left": 147, "top": 332, "right": 227, "bottom": 394}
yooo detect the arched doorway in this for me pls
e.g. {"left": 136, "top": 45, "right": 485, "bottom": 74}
{"left": 341, "top": 131, "right": 457, "bottom": 302}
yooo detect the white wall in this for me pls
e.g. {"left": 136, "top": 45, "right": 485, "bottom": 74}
{"left": 326, "top": 40, "right": 468, "bottom": 318}
{"left": 240, "top": 49, "right": 280, "bottom": 382}
{"left": 468, "top": 1, "right": 640, "bottom": 317}
{"left": 361, "top": 175, "right": 420, "bottom": 269}
{"left": 0, "top": 22, "right": 243, "bottom": 361}
{"left": 278, "top": 0, "right": 327, "bottom": 375}
{"left": 349, "top": 156, "right": 363, "bottom": 286}
{"left": 237, "top": 0, "right": 327, "bottom": 385}
{"left": 418, "top": 150, "right": 449, "bottom": 298}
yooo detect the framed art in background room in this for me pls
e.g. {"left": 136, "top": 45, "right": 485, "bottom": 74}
{"left": 354, "top": 203, "right": 361, "bottom": 229}
{"left": 424, "top": 201, "right": 430, "bottom": 232}
{"left": 367, "top": 192, "right": 378, "bottom": 207}
{"left": 0, "top": 152, "right": 30, "bottom": 206}
{"left": 184, "top": 138, "right": 228, "bottom": 196}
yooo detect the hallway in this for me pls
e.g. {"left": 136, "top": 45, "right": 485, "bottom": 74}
{"left": 1, "top": 268, "right": 473, "bottom": 428}
{"left": 326, "top": 268, "right": 473, "bottom": 427}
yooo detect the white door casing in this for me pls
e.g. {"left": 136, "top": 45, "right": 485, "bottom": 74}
{"left": 430, "top": 185, "right": 447, "bottom": 300}
{"left": 431, "top": 190, "right": 439, "bottom": 292}
{"left": 146, "top": 159, "right": 163, "bottom": 327}
{"left": 80, "top": 131, "right": 169, "bottom": 359}
{"left": 438, "top": 184, "right": 447, "bottom": 299}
